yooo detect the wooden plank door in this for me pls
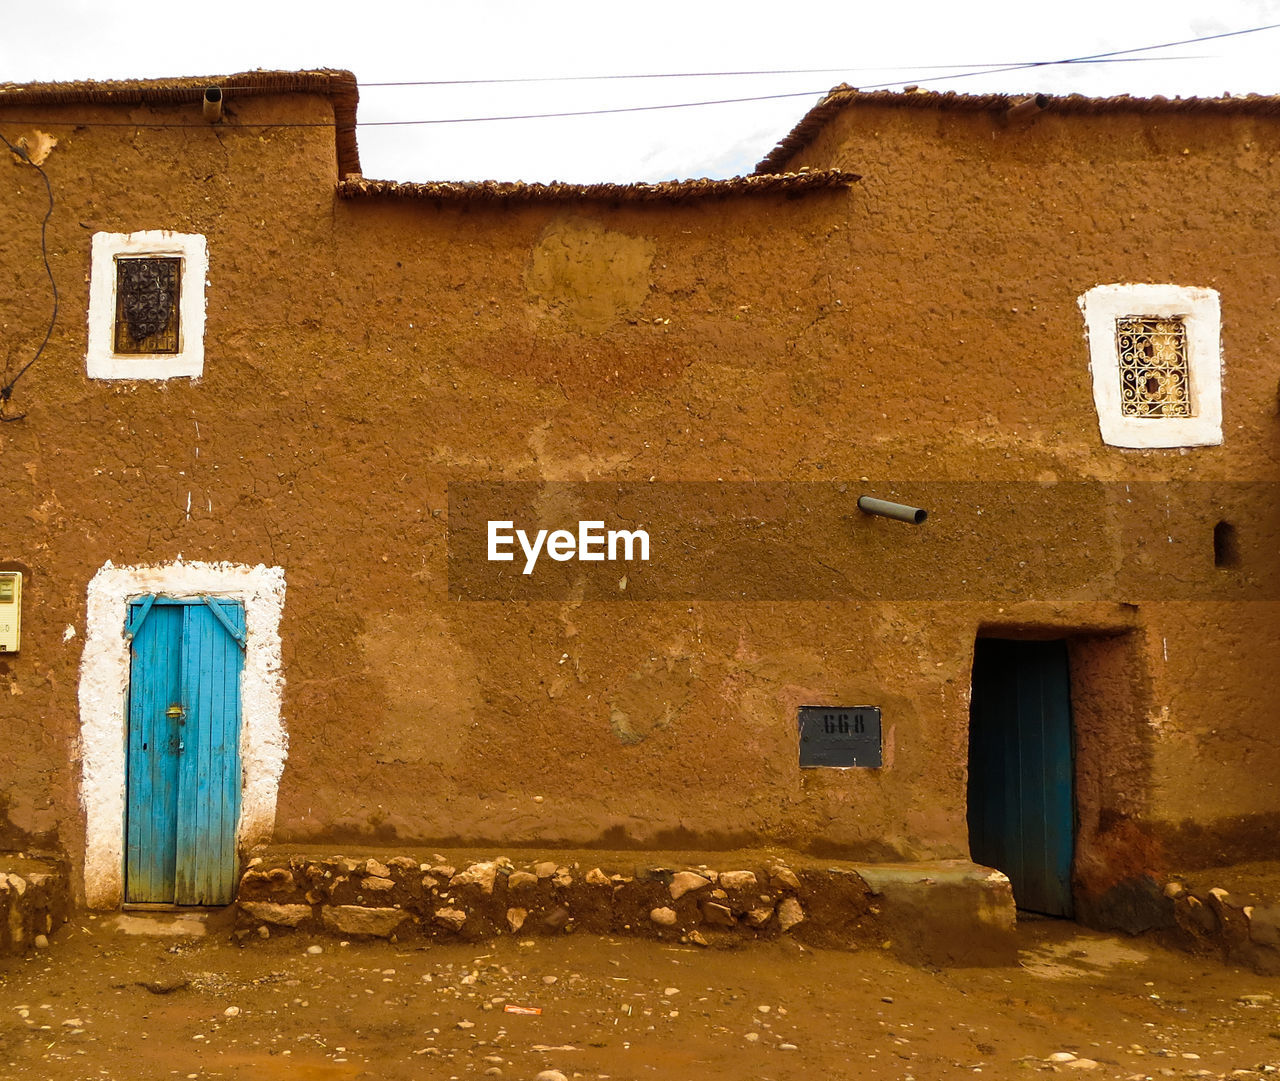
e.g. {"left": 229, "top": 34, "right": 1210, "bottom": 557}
{"left": 967, "top": 638, "right": 1075, "bottom": 917}
{"left": 125, "top": 597, "right": 245, "bottom": 904}
{"left": 124, "top": 600, "right": 184, "bottom": 902}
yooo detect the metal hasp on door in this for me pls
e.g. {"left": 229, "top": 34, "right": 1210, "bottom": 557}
{"left": 125, "top": 595, "right": 246, "bottom": 905}
{"left": 967, "top": 638, "right": 1075, "bottom": 917}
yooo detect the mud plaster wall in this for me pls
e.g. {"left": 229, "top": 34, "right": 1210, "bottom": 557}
{"left": 0, "top": 93, "right": 338, "bottom": 896}
{"left": 769, "top": 101, "right": 1280, "bottom": 869}
{"left": 0, "top": 93, "right": 1277, "bottom": 902}
{"left": 1142, "top": 601, "right": 1280, "bottom": 866}
{"left": 1065, "top": 627, "right": 1154, "bottom": 898}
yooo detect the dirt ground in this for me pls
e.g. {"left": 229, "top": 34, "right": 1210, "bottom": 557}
{"left": 0, "top": 914, "right": 1277, "bottom": 1081}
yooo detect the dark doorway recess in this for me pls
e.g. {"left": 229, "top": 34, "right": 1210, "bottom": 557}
{"left": 968, "top": 638, "right": 1075, "bottom": 917}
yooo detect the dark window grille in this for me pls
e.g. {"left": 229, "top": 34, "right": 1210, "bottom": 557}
{"left": 114, "top": 257, "right": 181, "bottom": 355}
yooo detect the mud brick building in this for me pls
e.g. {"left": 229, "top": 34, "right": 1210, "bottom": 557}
{"left": 0, "top": 72, "right": 1276, "bottom": 939}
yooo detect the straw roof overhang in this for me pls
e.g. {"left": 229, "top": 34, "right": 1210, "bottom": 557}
{"left": 0, "top": 69, "right": 361, "bottom": 177}
{"left": 337, "top": 169, "right": 858, "bottom": 204}
{"left": 754, "top": 85, "right": 1280, "bottom": 174}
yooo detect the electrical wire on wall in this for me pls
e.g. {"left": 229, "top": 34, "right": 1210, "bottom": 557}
{"left": 0, "top": 132, "right": 58, "bottom": 423}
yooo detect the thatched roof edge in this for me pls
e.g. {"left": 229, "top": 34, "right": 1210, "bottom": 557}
{"left": 0, "top": 69, "right": 361, "bottom": 177}
{"left": 336, "top": 169, "right": 859, "bottom": 204}
{"left": 754, "top": 85, "right": 1280, "bottom": 174}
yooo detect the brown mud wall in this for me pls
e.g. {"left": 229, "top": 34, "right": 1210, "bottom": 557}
{"left": 0, "top": 93, "right": 1276, "bottom": 907}
{"left": 0, "top": 856, "right": 68, "bottom": 954}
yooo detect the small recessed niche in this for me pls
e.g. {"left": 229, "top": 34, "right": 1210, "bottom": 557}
{"left": 1213, "top": 520, "right": 1240, "bottom": 568}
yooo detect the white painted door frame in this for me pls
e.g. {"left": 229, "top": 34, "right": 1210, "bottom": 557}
{"left": 77, "top": 560, "right": 286, "bottom": 908}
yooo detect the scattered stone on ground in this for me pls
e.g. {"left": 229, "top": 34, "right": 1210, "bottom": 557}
{"left": 0, "top": 917, "right": 1277, "bottom": 1080}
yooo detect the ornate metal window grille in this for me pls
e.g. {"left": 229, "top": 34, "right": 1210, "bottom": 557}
{"left": 1115, "top": 316, "right": 1191, "bottom": 418}
{"left": 114, "top": 257, "right": 181, "bottom": 355}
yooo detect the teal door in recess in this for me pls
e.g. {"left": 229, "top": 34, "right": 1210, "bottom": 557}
{"left": 967, "top": 638, "right": 1076, "bottom": 917}
{"left": 125, "top": 596, "right": 246, "bottom": 905}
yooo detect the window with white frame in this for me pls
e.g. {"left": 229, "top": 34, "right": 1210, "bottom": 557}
{"left": 86, "top": 230, "right": 207, "bottom": 380}
{"left": 1079, "top": 283, "right": 1222, "bottom": 448}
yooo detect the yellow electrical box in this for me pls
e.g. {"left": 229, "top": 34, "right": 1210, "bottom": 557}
{"left": 0, "top": 572, "right": 21, "bottom": 653}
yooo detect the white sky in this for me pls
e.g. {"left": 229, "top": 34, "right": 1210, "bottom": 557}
{"left": 4, "top": 1, "right": 1280, "bottom": 183}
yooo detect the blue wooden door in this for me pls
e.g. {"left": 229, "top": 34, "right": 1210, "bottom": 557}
{"left": 125, "top": 596, "right": 245, "bottom": 905}
{"left": 967, "top": 638, "right": 1075, "bottom": 917}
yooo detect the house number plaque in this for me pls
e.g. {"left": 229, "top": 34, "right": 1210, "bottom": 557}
{"left": 798, "top": 705, "right": 882, "bottom": 768}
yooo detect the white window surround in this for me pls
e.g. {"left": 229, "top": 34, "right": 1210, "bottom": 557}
{"left": 86, "top": 230, "right": 207, "bottom": 380}
{"left": 77, "top": 560, "right": 286, "bottom": 909}
{"left": 1079, "top": 283, "right": 1222, "bottom": 449}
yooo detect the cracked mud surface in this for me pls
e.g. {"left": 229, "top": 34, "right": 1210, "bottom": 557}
{"left": 1, "top": 915, "right": 1278, "bottom": 1079}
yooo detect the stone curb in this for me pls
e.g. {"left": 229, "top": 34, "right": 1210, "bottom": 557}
{"left": 0, "top": 857, "right": 70, "bottom": 956}
{"left": 1163, "top": 878, "right": 1280, "bottom": 976}
{"left": 235, "top": 853, "right": 1017, "bottom": 965}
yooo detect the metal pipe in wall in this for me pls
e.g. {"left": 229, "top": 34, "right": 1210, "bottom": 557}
{"left": 203, "top": 87, "right": 223, "bottom": 123}
{"left": 857, "top": 496, "right": 928, "bottom": 524}
{"left": 1006, "top": 93, "right": 1051, "bottom": 122}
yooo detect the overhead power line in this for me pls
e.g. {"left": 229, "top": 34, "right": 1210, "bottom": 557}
{"left": 1, "top": 22, "right": 1276, "bottom": 130}
{"left": 890, "top": 19, "right": 1280, "bottom": 90}
{"left": 359, "top": 56, "right": 1203, "bottom": 88}
{"left": 357, "top": 19, "right": 1276, "bottom": 90}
